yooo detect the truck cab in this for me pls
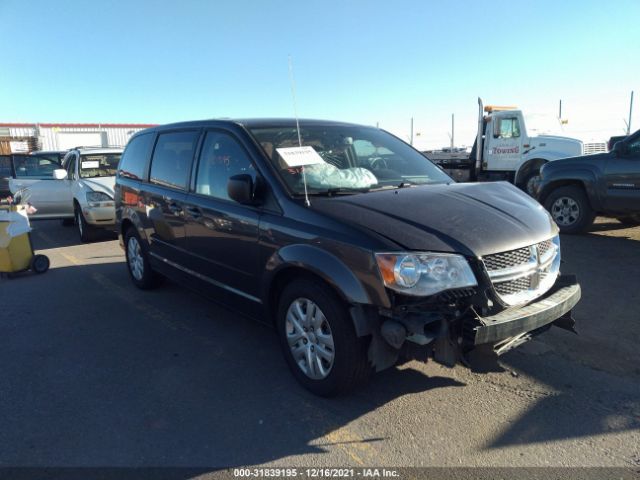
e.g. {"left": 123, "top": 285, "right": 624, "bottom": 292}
{"left": 475, "top": 101, "right": 584, "bottom": 194}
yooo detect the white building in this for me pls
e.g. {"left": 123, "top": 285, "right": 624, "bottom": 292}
{"left": 0, "top": 123, "right": 156, "bottom": 154}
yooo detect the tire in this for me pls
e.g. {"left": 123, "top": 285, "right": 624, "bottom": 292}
{"left": 617, "top": 214, "right": 640, "bottom": 226}
{"left": 276, "top": 277, "right": 372, "bottom": 396}
{"left": 544, "top": 185, "right": 595, "bottom": 234}
{"left": 124, "top": 226, "right": 164, "bottom": 289}
{"left": 521, "top": 171, "right": 542, "bottom": 197}
{"left": 75, "top": 206, "right": 95, "bottom": 243}
{"left": 61, "top": 218, "right": 74, "bottom": 227}
{"left": 30, "top": 254, "right": 50, "bottom": 274}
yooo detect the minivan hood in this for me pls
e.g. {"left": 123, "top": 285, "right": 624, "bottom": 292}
{"left": 80, "top": 177, "right": 115, "bottom": 197}
{"left": 310, "top": 182, "right": 557, "bottom": 257}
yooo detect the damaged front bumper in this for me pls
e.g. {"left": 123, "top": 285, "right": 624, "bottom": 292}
{"left": 471, "top": 275, "right": 580, "bottom": 347}
{"left": 367, "top": 274, "right": 581, "bottom": 371}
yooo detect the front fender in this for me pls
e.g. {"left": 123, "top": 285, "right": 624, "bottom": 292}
{"left": 538, "top": 167, "right": 602, "bottom": 210}
{"left": 263, "top": 243, "right": 378, "bottom": 307}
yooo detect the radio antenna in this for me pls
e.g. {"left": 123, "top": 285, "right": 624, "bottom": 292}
{"left": 288, "top": 55, "right": 310, "bottom": 207}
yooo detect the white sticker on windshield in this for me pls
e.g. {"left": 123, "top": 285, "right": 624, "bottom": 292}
{"left": 81, "top": 161, "right": 100, "bottom": 169}
{"left": 276, "top": 146, "right": 325, "bottom": 167}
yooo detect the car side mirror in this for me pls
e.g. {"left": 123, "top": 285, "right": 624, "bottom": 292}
{"left": 53, "top": 169, "right": 68, "bottom": 180}
{"left": 613, "top": 141, "right": 629, "bottom": 156}
{"left": 227, "top": 174, "right": 255, "bottom": 205}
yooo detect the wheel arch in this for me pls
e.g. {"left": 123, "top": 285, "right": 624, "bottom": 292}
{"left": 119, "top": 209, "right": 150, "bottom": 246}
{"left": 538, "top": 169, "right": 601, "bottom": 211}
{"left": 263, "top": 244, "right": 379, "bottom": 326}
{"left": 515, "top": 158, "right": 548, "bottom": 187}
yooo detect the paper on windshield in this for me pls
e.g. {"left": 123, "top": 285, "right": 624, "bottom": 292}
{"left": 81, "top": 161, "right": 100, "bottom": 169}
{"left": 276, "top": 146, "right": 326, "bottom": 167}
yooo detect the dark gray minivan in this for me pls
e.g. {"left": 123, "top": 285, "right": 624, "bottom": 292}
{"left": 115, "top": 119, "right": 581, "bottom": 396}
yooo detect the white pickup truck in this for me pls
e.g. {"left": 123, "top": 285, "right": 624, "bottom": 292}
{"left": 431, "top": 99, "right": 605, "bottom": 194}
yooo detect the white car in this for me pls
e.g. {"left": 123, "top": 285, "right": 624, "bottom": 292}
{"left": 17, "top": 147, "right": 122, "bottom": 242}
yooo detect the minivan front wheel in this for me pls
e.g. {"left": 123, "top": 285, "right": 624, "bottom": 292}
{"left": 276, "top": 278, "right": 372, "bottom": 396}
{"left": 124, "top": 227, "right": 163, "bottom": 289}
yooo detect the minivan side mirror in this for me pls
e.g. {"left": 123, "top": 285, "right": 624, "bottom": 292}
{"left": 53, "top": 169, "right": 68, "bottom": 180}
{"left": 227, "top": 174, "right": 255, "bottom": 205}
{"left": 613, "top": 141, "right": 629, "bottom": 156}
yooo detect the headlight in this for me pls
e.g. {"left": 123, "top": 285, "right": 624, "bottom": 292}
{"left": 375, "top": 252, "right": 477, "bottom": 296}
{"left": 86, "top": 191, "right": 113, "bottom": 208}
{"left": 86, "top": 191, "right": 112, "bottom": 203}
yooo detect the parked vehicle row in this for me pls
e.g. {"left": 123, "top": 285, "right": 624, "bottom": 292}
{"left": 1, "top": 147, "right": 122, "bottom": 241}
{"left": 114, "top": 118, "right": 581, "bottom": 396}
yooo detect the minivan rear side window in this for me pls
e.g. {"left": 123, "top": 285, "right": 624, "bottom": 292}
{"left": 118, "top": 133, "right": 154, "bottom": 180}
{"left": 149, "top": 131, "right": 199, "bottom": 190}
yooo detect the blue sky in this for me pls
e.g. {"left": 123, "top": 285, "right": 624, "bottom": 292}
{"left": 1, "top": 0, "right": 638, "bottom": 148}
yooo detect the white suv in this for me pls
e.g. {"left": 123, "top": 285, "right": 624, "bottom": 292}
{"left": 23, "top": 147, "right": 122, "bottom": 242}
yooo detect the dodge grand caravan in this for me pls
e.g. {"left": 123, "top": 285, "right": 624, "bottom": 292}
{"left": 115, "top": 119, "right": 581, "bottom": 396}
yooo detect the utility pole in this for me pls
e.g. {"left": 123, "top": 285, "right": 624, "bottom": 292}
{"left": 559, "top": 99, "right": 562, "bottom": 120}
{"left": 451, "top": 113, "right": 455, "bottom": 149}
{"left": 410, "top": 117, "right": 414, "bottom": 145}
{"left": 627, "top": 91, "right": 634, "bottom": 135}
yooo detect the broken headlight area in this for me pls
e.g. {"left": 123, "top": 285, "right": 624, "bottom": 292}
{"left": 366, "top": 274, "right": 581, "bottom": 373}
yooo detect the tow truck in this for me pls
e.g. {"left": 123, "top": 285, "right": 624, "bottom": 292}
{"left": 430, "top": 99, "right": 606, "bottom": 194}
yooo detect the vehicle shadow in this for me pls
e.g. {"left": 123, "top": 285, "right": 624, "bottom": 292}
{"left": 587, "top": 218, "right": 636, "bottom": 234}
{"left": 0, "top": 261, "right": 464, "bottom": 471}
{"left": 30, "top": 219, "right": 118, "bottom": 249}
{"left": 483, "top": 231, "right": 640, "bottom": 449}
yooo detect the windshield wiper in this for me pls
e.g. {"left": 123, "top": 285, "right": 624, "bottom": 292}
{"left": 306, "top": 187, "right": 371, "bottom": 196}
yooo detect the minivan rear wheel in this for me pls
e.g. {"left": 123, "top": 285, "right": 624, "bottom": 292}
{"left": 276, "top": 278, "right": 372, "bottom": 396}
{"left": 124, "top": 227, "right": 164, "bottom": 289}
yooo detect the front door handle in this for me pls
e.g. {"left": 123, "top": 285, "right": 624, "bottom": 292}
{"left": 185, "top": 206, "right": 202, "bottom": 219}
{"left": 168, "top": 202, "right": 182, "bottom": 214}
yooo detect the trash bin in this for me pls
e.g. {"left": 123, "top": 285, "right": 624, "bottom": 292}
{"left": 0, "top": 204, "right": 50, "bottom": 276}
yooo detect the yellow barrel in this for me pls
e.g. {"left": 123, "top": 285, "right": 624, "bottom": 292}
{"left": 0, "top": 205, "right": 34, "bottom": 273}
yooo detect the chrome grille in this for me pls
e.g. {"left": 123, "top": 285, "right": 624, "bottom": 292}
{"left": 538, "top": 239, "right": 553, "bottom": 258}
{"left": 482, "top": 237, "right": 560, "bottom": 306}
{"left": 483, "top": 247, "right": 530, "bottom": 271}
{"left": 494, "top": 277, "right": 530, "bottom": 296}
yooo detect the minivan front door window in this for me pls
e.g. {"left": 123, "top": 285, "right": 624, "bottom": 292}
{"left": 195, "top": 131, "right": 255, "bottom": 201}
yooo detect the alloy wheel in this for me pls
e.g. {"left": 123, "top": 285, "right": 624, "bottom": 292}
{"left": 285, "top": 298, "right": 335, "bottom": 380}
{"left": 127, "top": 236, "right": 144, "bottom": 281}
{"left": 551, "top": 196, "right": 580, "bottom": 226}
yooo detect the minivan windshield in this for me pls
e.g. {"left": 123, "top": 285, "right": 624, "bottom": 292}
{"left": 79, "top": 153, "right": 121, "bottom": 178}
{"left": 249, "top": 125, "right": 451, "bottom": 195}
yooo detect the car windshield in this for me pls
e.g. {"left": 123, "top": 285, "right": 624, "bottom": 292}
{"left": 79, "top": 153, "right": 121, "bottom": 178}
{"left": 249, "top": 124, "right": 451, "bottom": 195}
